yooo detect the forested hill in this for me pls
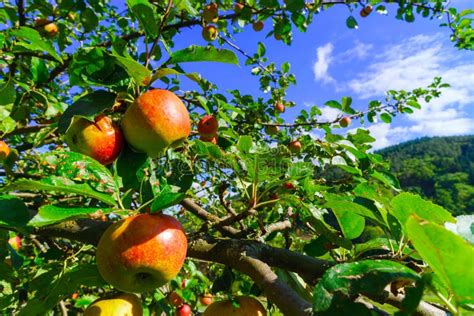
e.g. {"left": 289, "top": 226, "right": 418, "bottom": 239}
{"left": 378, "top": 136, "right": 474, "bottom": 215}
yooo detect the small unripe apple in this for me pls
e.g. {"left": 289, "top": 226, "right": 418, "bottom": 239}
{"left": 265, "top": 125, "right": 279, "bottom": 135}
{"left": 8, "top": 236, "right": 21, "bottom": 251}
{"left": 339, "top": 116, "right": 351, "bottom": 128}
{"left": 96, "top": 213, "right": 187, "bottom": 293}
{"left": 274, "top": 33, "right": 283, "bottom": 41}
{"left": 35, "top": 18, "right": 58, "bottom": 37}
{"left": 283, "top": 182, "right": 295, "bottom": 190}
{"left": 198, "top": 115, "right": 218, "bottom": 137}
{"left": 200, "top": 134, "right": 218, "bottom": 145}
{"left": 84, "top": 293, "right": 143, "bottom": 316}
{"left": 274, "top": 102, "right": 285, "bottom": 113}
{"left": 176, "top": 304, "right": 192, "bottom": 316}
{"left": 360, "top": 5, "right": 373, "bottom": 17}
{"left": 203, "top": 3, "right": 218, "bottom": 23}
{"left": 121, "top": 89, "right": 191, "bottom": 158}
{"left": 65, "top": 114, "right": 124, "bottom": 165}
{"left": 203, "top": 296, "right": 266, "bottom": 316}
{"left": 199, "top": 294, "right": 214, "bottom": 306}
{"left": 168, "top": 291, "right": 184, "bottom": 307}
{"left": 234, "top": 3, "right": 244, "bottom": 14}
{"left": 252, "top": 21, "right": 264, "bottom": 32}
{"left": 288, "top": 140, "right": 302, "bottom": 153}
{"left": 0, "top": 140, "right": 11, "bottom": 161}
{"left": 202, "top": 25, "right": 218, "bottom": 42}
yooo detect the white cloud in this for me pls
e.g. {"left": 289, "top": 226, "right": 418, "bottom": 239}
{"left": 339, "top": 41, "right": 373, "bottom": 60}
{"left": 313, "top": 43, "right": 335, "bottom": 84}
{"left": 345, "top": 34, "right": 474, "bottom": 148}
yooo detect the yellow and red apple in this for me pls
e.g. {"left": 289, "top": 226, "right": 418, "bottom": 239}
{"left": 121, "top": 89, "right": 191, "bottom": 158}
{"left": 84, "top": 293, "right": 143, "bottom": 316}
{"left": 202, "top": 25, "right": 218, "bottom": 42}
{"left": 64, "top": 114, "right": 124, "bottom": 165}
{"left": 288, "top": 140, "right": 302, "bottom": 153}
{"left": 0, "top": 140, "right": 11, "bottom": 161}
{"left": 96, "top": 213, "right": 187, "bottom": 293}
{"left": 203, "top": 296, "right": 266, "bottom": 316}
{"left": 339, "top": 116, "right": 351, "bottom": 128}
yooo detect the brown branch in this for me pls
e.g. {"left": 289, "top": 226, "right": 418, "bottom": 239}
{"left": 4, "top": 124, "right": 51, "bottom": 137}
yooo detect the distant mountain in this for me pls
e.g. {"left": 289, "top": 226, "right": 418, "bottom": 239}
{"left": 378, "top": 136, "right": 474, "bottom": 215}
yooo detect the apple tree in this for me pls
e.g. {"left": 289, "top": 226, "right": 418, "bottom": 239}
{"left": 0, "top": 0, "right": 473, "bottom": 315}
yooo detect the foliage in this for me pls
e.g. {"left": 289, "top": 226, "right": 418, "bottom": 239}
{"left": 379, "top": 136, "right": 474, "bottom": 215}
{"left": 0, "top": 0, "right": 473, "bottom": 315}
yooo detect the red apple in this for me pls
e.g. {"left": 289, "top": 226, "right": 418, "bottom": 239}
{"left": 360, "top": 5, "right": 373, "bottom": 17}
{"left": 252, "top": 21, "right": 264, "bottom": 32}
{"left": 283, "top": 182, "right": 295, "bottom": 190}
{"left": 35, "top": 18, "right": 59, "bottom": 37}
{"left": 65, "top": 114, "right": 124, "bottom": 165}
{"left": 198, "top": 115, "right": 218, "bottom": 137}
{"left": 0, "top": 140, "right": 11, "bottom": 161}
{"left": 176, "top": 303, "right": 192, "bottom": 316}
{"left": 199, "top": 294, "right": 214, "bottom": 306}
{"left": 168, "top": 291, "right": 184, "bottom": 307}
{"left": 8, "top": 235, "right": 21, "bottom": 251}
{"left": 96, "top": 213, "right": 187, "bottom": 293}
{"left": 339, "top": 116, "right": 351, "bottom": 128}
{"left": 274, "top": 102, "right": 285, "bottom": 113}
{"left": 288, "top": 140, "right": 302, "bottom": 153}
{"left": 121, "top": 89, "right": 191, "bottom": 158}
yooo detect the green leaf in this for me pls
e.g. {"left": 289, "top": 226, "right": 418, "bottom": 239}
{"left": 150, "top": 185, "right": 186, "bottom": 212}
{"left": 11, "top": 27, "right": 62, "bottom": 62}
{"left": 58, "top": 90, "right": 117, "bottom": 134}
{"left": 380, "top": 112, "right": 392, "bottom": 123}
{"left": 370, "top": 170, "right": 400, "bottom": 189}
{"left": 28, "top": 205, "right": 115, "bottom": 227}
{"left": 0, "top": 195, "right": 30, "bottom": 228}
{"left": 341, "top": 96, "right": 353, "bottom": 113}
{"left": 0, "top": 78, "right": 16, "bottom": 106}
{"left": 166, "top": 46, "right": 239, "bottom": 65}
{"left": 111, "top": 53, "right": 152, "bottom": 86}
{"left": 346, "top": 16, "right": 358, "bottom": 29}
{"left": 126, "top": 0, "right": 158, "bottom": 37}
{"left": 324, "top": 100, "right": 342, "bottom": 110}
{"left": 80, "top": 8, "right": 98, "bottom": 33}
{"left": 324, "top": 199, "right": 366, "bottom": 239}
{"left": 19, "top": 263, "right": 105, "bottom": 316}
{"left": 151, "top": 68, "right": 201, "bottom": 84}
{"left": 116, "top": 144, "right": 150, "bottom": 190}
{"left": 237, "top": 135, "right": 253, "bottom": 154}
{"left": 391, "top": 193, "right": 455, "bottom": 229}
{"left": 174, "top": 0, "right": 198, "bottom": 15}
{"left": 1, "top": 178, "right": 116, "bottom": 206}
{"left": 407, "top": 216, "right": 474, "bottom": 305}
{"left": 313, "top": 260, "right": 419, "bottom": 312}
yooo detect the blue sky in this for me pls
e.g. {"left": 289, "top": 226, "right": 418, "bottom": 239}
{"left": 121, "top": 1, "right": 474, "bottom": 149}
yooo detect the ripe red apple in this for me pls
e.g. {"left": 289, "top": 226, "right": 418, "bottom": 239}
{"left": 0, "top": 140, "right": 11, "bottom": 161}
{"left": 203, "top": 296, "right": 266, "bottom": 316}
{"left": 8, "top": 235, "right": 21, "bottom": 251}
{"left": 339, "top": 116, "right": 351, "bottom": 128}
{"left": 199, "top": 294, "right": 214, "bottom": 306}
{"left": 288, "top": 140, "right": 302, "bottom": 153}
{"left": 96, "top": 213, "right": 187, "bottom": 293}
{"left": 168, "top": 291, "right": 184, "bottom": 307}
{"left": 274, "top": 102, "right": 285, "bottom": 113}
{"left": 283, "top": 182, "right": 295, "bottom": 190}
{"left": 121, "top": 89, "right": 191, "bottom": 158}
{"left": 203, "top": 3, "right": 218, "bottom": 23}
{"left": 176, "top": 303, "right": 192, "bottom": 316}
{"left": 35, "top": 18, "right": 58, "bottom": 37}
{"left": 202, "top": 25, "right": 218, "bottom": 42}
{"left": 360, "top": 5, "right": 373, "bottom": 17}
{"left": 84, "top": 293, "right": 143, "bottom": 316}
{"left": 65, "top": 114, "right": 124, "bottom": 165}
{"left": 198, "top": 115, "right": 218, "bottom": 137}
{"left": 252, "top": 21, "right": 264, "bottom": 32}
{"left": 265, "top": 125, "right": 279, "bottom": 135}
